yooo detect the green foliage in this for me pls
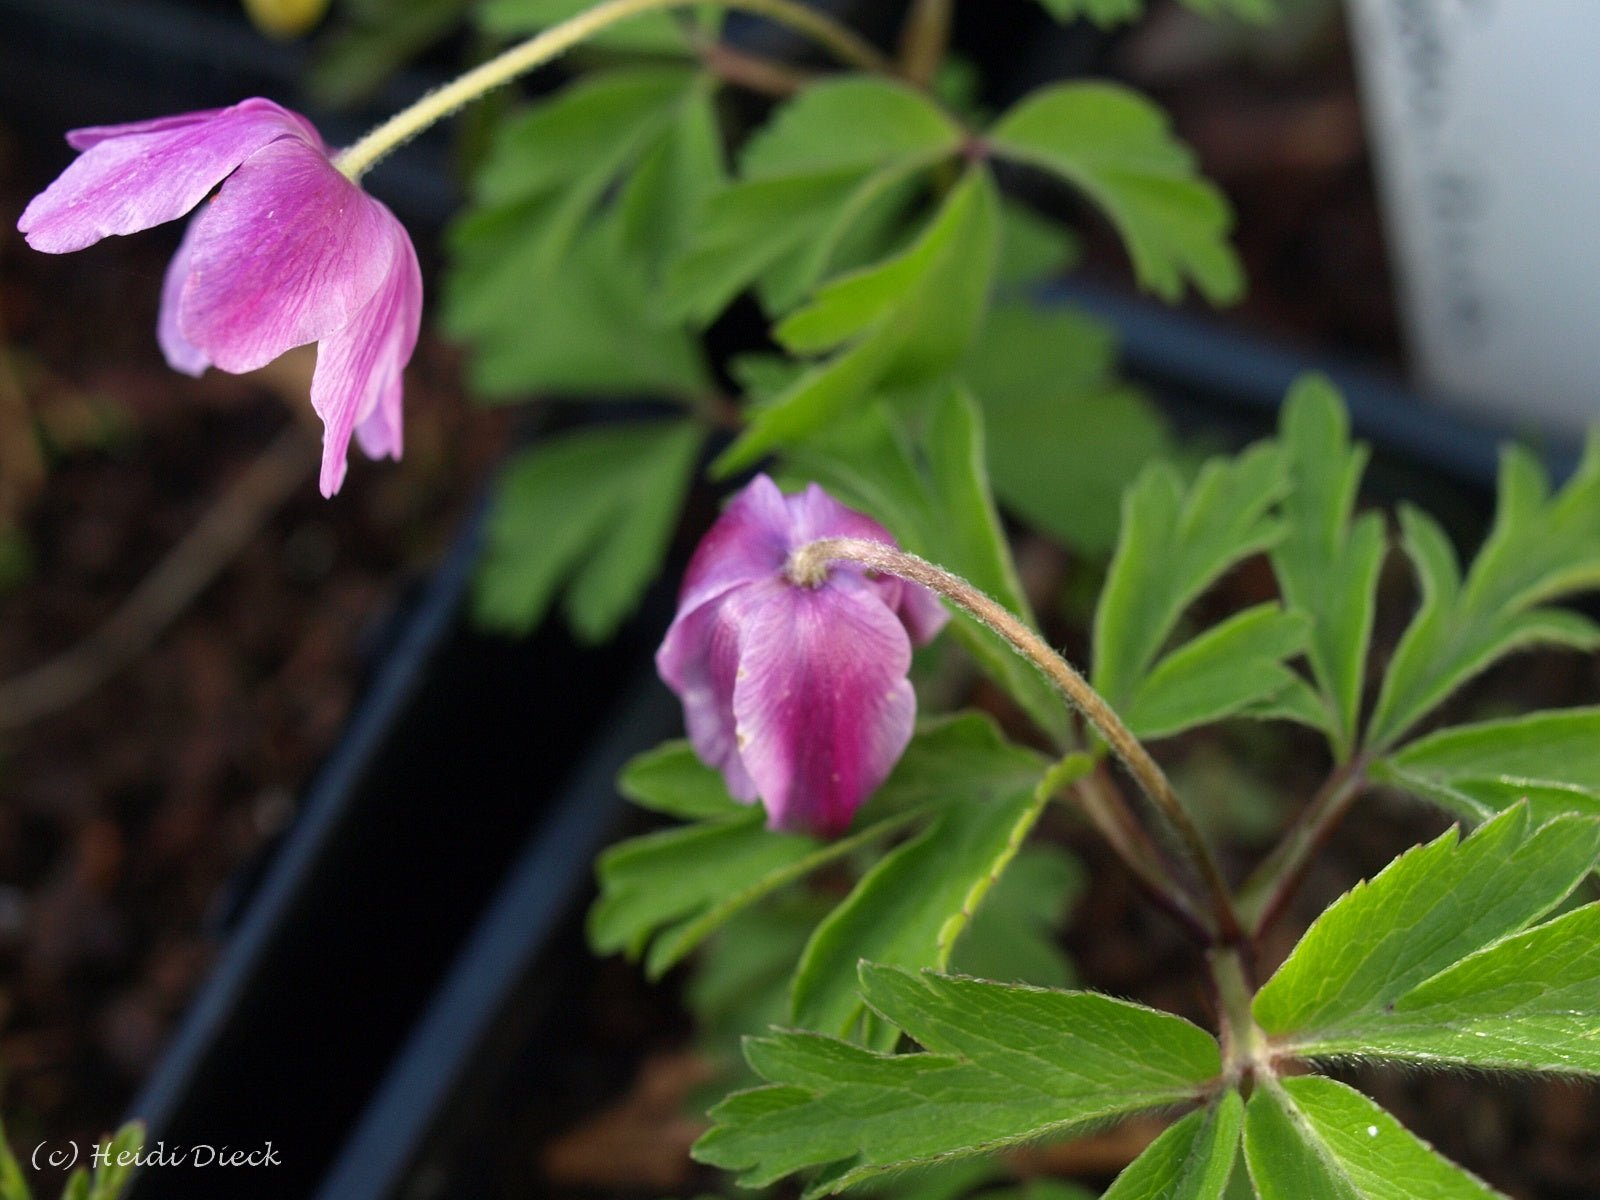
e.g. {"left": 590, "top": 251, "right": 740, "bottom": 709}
{"left": 1092, "top": 442, "right": 1290, "bottom": 731}
{"left": 988, "top": 83, "right": 1243, "bottom": 303}
{"left": 716, "top": 169, "right": 1000, "bottom": 474}
{"left": 1366, "top": 432, "right": 1600, "bottom": 750}
{"left": 472, "top": 420, "right": 702, "bottom": 641}
{"left": 1268, "top": 376, "right": 1385, "bottom": 755}
{"left": 591, "top": 715, "right": 1048, "bottom": 981}
{"left": 787, "top": 387, "right": 1071, "bottom": 743}
{"left": 790, "top": 754, "right": 1083, "bottom": 1045}
{"left": 444, "top": 68, "right": 716, "bottom": 397}
{"left": 1243, "top": 1078, "right": 1501, "bottom": 1199}
{"left": 0, "top": 1121, "right": 145, "bottom": 1200}
{"left": 665, "top": 77, "right": 964, "bottom": 324}
{"left": 1103, "top": 1092, "right": 1243, "bottom": 1200}
{"left": 1373, "top": 707, "right": 1600, "bottom": 824}
{"left": 950, "top": 844, "right": 1082, "bottom": 989}
{"left": 695, "top": 965, "right": 1221, "bottom": 1195}
{"left": 960, "top": 303, "right": 1171, "bottom": 556}
{"left": 1254, "top": 805, "right": 1600, "bottom": 1066}
{"left": 309, "top": 0, "right": 473, "bottom": 107}
{"left": 1032, "top": 0, "right": 1274, "bottom": 24}
{"left": 477, "top": 0, "right": 710, "bottom": 52}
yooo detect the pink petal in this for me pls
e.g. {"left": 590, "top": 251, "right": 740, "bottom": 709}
{"left": 729, "top": 573, "right": 916, "bottom": 837}
{"left": 176, "top": 137, "right": 398, "bottom": 379}
{"left": 676, "top": 475, "right": 798, "bottom": 617}
{"left": 156, "top": 220, "right": 210, "bottom": 376}
{"left": 306, "top": 207, "right": 421, "bottom": 496}
{"left": 657, "top": 589, "right": 759, "bottom": 803}
{"left": 19, "top": 98, "right": 314, "bottom": 253}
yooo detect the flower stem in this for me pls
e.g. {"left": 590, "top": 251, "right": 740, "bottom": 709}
{"left": 790, "top": 536, "right": 1244, "bottom": 944}
{"left": 897, "top": 0, "right": 953, "bottom": 88}
{"left": 335, "top": 0, "right": 892, "bottom": 181}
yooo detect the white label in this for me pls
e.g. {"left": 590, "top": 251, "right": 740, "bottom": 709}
{"left": 1345, "top": 0, "right": 1600, "bottom": 433}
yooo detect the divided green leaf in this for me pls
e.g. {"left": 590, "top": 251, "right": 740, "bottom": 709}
{"left": 1269, "top": 376, "right": 1385, "bottom": 755}
{"left": 715, "top": 169, "right": 1001, "bottom": 474}
{"left": 790, "top": 752, "right": 1077, "bottom": 1045}
{"left": 950, "top": 843, "right": 1083, "bottom": 989}
{"left": 1243, "top": 1078, "right": 1502, "bottom": 1199}
{"left": 696, "top": 965, "right": 1222, "bottom": 1195}
{"left": 989, "top": 83, "right": 1243, "bottom": 303}
{"left": 1254, "top": 805, "right": 1600, "bottom": 1070}
{"left": 1104, "top": 1091, "right": 1243, "bottom": 1200}
{"left": 1092, "top": 442, "right": 1288, "bottom": 719}
{"left": 473, "top": 420, "right": 702, "bottom": 642}
{"left": 960, "top": 302, "right": 1171, "bottom": 556}
{"left": 1374, "top": 707, "right": 1600, "bottom": 824}
{"left": 664, "top": 77, "right": 962, "bottom": 324}
{"left": 1366, "top": 433, "right": 1600, "bottom": 750}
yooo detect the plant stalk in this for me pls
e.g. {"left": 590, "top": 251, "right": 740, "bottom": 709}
{"left": 789, "top": 536, "right": 1244, "bottom": 944}
{"left": 1237, "top": 762, "right": 1367, "bottom": 938}
{"left": 335, "top": 0, "right": 891, "bottom": 181}
{"left": 898, "top": 0, "right": 953, "bottom": 87}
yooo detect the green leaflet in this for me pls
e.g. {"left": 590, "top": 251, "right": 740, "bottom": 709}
{"left": 1123, "top": 603, "right": 1310, "bottom": 741}
{"left": 785, "top": 387, "right": 1072, "bottom": 744}
{"left": 472, "top": 420, "right": 702, "bottom": 642}
{"left": 616, "top": 739, "right": 746, "bottom": 821}
{"left": 790, "top": 750, "right": 1077, "bottom": 1045}
{"left": 1104, "top": 1091, "right": 1243, "bottom": 1200}
{"left": 696, "top": 965, "right": 1221, "bottom": 1196}
{"left": 1366, "top": 432, "right": 1600, "bottom": 750}
{"left": 989, "top": 82, "right": 1243, "bottom": 304}
{"left": 1374, "top": 707, "right": 1600, "bottom": 824}
{"left": 477, "top": 0, "right": 708, "bottom": 51}
{"left": 715, "top": 169, "right": 1000, "bottom": 474}
{"left": 1244, "top": 1078, "right": 1503, "bottom": 1200}
{"left": 950, "top": 844, "right": 1083, "bottom": 989}
{"left": 1092, "top": 442, "right": 1288, "bottom": 717}
{"left": 1031, "top": 0, "right": 1272, "bottom": 24}
{"left": 307, "top": 0, "right": 473, "bottom": 107}
{"left": 1253, "top": 806, "right": 1600, "bottom": 1051}
{"left": 961, "top": 302, "right": 1171, "bottom": 556}
{"left": 1269, "top": 376, "right": 1385, "bottom": 756}
{"left": 664, "top": 77, "right": 963, "bottom": 324}
{"left": 443, "top": 68, "right": 715, "bottom": 397}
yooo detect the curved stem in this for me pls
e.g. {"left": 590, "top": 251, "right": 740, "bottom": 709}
{"left": 335, "top": 0, "right": 892, "bottom": 181}
{"left": 790, "top": 536, "right": 1243, "bottom": 944}
{"left": 898, "top": 0, "right": 952, "bottom": 88}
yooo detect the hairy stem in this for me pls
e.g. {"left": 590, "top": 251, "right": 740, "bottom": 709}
{"left": 790, "top": 536, "right": 1243, "bottom": 943}
{"left": 335, "top": 0, "right": 891, "bottom": 180}
{"left": 898, "top": 0, "right": 953, "bottom": 87}
{"left": 1237, "top": 761, "right": 1368, "bottom": 938}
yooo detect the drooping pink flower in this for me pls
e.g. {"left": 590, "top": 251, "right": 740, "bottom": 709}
{"left": 658, "top": 476, "right": 948, "bottom": 838}
{"left": 18, "top": 98, "right": 420, "bottom": 497}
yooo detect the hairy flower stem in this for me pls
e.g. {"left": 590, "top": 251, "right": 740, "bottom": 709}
{"left": 1078, "top": 769, "right": 1211, "bottom": 944}
{"left": 335, "top": 0, "right": 892, "bottom": 181}
{"left": 790, "top": 536, "right": 1244, "bottom": 944}
{"left": 1237, "top": 762, "right": 1367, "bottom": 939}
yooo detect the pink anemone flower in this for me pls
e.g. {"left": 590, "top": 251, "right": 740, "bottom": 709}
{"left": 18, "top": 98, "right": 420, "bottom": 497}
{"left": 657, "top": 475, "right": 948, "bottom": 838}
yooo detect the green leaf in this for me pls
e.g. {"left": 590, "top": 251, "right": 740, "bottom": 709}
{"left": 864, "top": 713, "right": 1052, "bottom": 817}
{"left": 1285, "top": 899, "right": 1600, "bottom": 1073}
{"left": 688, "top": 894, "right": 832, "bottom": 1051}
{"left": 1105, "top": 1091, "right": 1243, "bottom": 1200}
{"left": 663, "top": 78, "right": 962, "bottom": 325}
{"left": 308, "top": 0, "right": 472, "bottom": 107}
{"left": 1124, "top": 604, "right": 1310, "bottom": 741}
{"left": 444, "top": 69, "right": 714, "bottom": 397}
{"left": 1253, "top": 805, "right": 1600, "bottom": 1041}
{"left": 989, "top": 83, "right": 1242, "bottom": 304}
{"left": 1244, "top": 1078, "right": 1503, "bottom": 1200}
{"left": 1373, "top": 707, "right": 1600, "bottom": 824}
{"left": 951, "top": 844, "right": 1083, "bottom": 988}
{"left": 0, "top": 1116, "right": 30, "bottom": 1200}
{"left": 1092, "top": 443, "right": 1287, "bottom": 713}
{"left": 472, "top": 420, "right": 702, "bottom": 642}
{"left": 1029, "top": 0, "right": 1275, "bottom": 30}
{"left": 616, "top": 739, "right": 745, "bottom": 821}
{"left": 477, "top": 0, "right": 702, "bottom": 52}
{"left": 790, "top": 752, "right": 1077, "bottom": 1043}
{"left": 715, "top": 168, "right": 1000, "bottom": 474}
{"left": 86, "top": 1123, "right": 143, "bottom": 1200}
{"left": 961, "top": 303, "right": 1169, "bottom": 556}
{"left": 1366, "top": 433, "right": 1600, "bottom": 750}
{"left": 696, "top": 965, "right": 1222, "bottom": 1195}
{"left": 1270, "top": 376, "right": 1385, "bottom": 756}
